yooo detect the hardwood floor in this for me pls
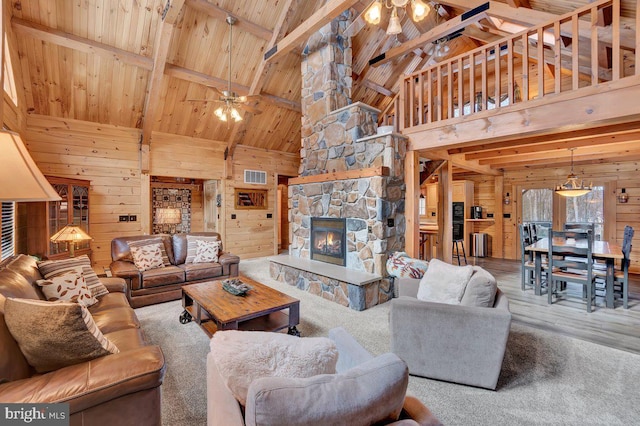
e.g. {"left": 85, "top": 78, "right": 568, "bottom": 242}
{"left": 464, "top": 257, "right": 640, "bottom": 355}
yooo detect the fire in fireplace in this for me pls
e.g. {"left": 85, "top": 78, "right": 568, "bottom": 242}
{"left": 310, "top": 217, "right": 346, "bottom": 266}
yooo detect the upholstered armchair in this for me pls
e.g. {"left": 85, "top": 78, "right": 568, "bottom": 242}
{"left": 390, "top": 265, "right": 511, "bottom": 390}
{"left": 206, "top": 327, "right": 441, "bottom": 426}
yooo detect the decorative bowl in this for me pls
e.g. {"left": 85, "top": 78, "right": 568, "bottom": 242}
{"left": 222, "top": 278, "right": 253, "bottom": 296}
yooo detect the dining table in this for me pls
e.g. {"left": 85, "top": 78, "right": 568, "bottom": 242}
{"left": 525, "top": 237, "right": 623, "bottom": 308}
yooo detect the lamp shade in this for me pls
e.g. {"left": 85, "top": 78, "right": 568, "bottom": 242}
{"left": 50, "top": 225, "right": 92, "bottom": 243}
{"left": 0, "top": 131, "right": 61, "bottom": 202}
{"left": 156, "top": 208, "right": 182, "bottom": 224}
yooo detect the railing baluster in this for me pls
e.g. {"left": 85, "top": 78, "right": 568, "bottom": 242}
{"left": 554, "top": 21, "right": 561, "bottom": 94}
{"left": 399, "top": 78, "right": 406, "bottom": 131}
{"left": 469, "top": 52, "right": 476, "bottom": 112}
{"left": 572, "top": 14, "right": 579, "bottom": 90}
{"left": 591, "top": 7, "right": 598, "bottom": 86}
{"left": 458, "top": 58, "right": 464, "bottom": 117}
{"left": 481, "top": 49, "right": 487, "bottom": 111}
{"left": 636, "top": 0, "right": 640, "bottom": 76}
{"left": 447, "top": 62, "right": 453, "bottom": 119}
{"left": 537, "top": 27, "right": 544, "bottom": 98}
{"left": 495, "top": 43, "right": 501, "bottom": 109}
{"left": 507, "top": 38, "right": 514, "bottom": 104}
{"left": 522, "top": 33, "right": 529, "bottom": 101}
{"left": 409, "top": 72, "right": 415, "bottom": 126}
{"left": 427, "top": 69, "right": 432, "bottom": 123}
{"left": 437, "top": 65, "right": 442, "bottom": 122}
{"left": 418, "top": 72, "right": 424, "bottom": 125}
{"left": 612, "top": 0, "right": 620, "bottom": 80}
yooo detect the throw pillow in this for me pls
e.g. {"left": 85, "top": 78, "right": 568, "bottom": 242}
{"left": 193, "top": 239, "right": 220, "bottom": 263}
{"left": 186, "top": 235, "right": 219, "bottom": 263}
{"left": 129, "top": 243, "right": 165, "bottom": 272}
{"left": 127, "top": 238, "right": 172, "bottom": 266}
{"left": 37, "top": 255, "right": 109, "bottom": 298}
{"left": 460, "top": 266, "right": 498, "bottom": 308}
{"left": 36, "top": 267, "right": 98, "bottom": 307}
{"left": 4, "top": 298, "right": 119, "bottom": 373}
{"left": 210, "top": 330, "right": 338, "bottom": 406}
{"left": 244, "top": 353, "right": 408, "bottom": 426}
{"left": 386, "top": 251, "right": 429, "bottom": 279}
{"left": 417, "top": 258, "right": 473, "bottom": 305}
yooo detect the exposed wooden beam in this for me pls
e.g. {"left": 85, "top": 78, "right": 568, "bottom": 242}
{"left": 370, "top": 6, "right": 489, "bottom": 67}
{"left": 265, "top": 0, "right": 360, "bottom": 62}
{"left": 164, "top": 64, "right": 301, "bottom": 112}
{"left": 11, "top": 17, "right": 154, "bottom": 70}
{"left": 361, "top": 78, "right": 394, "bottom": 97}
{"left": 505, "top": 0, "right": 531, "bottom": 10}
{"left": 184, "top": 0, "right": 272, "bottom": 41}
{"left": 225, "top": 0, "right": 297, "bottom": 177}
{"left": 426, "top": 150, "right": 501, "bottom": 175}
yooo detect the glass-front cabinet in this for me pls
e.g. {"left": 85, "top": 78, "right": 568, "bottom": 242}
{"left": 19, "top": 176, "right": 91, "bottom": 260}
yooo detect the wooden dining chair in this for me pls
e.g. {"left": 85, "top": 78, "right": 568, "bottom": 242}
{"left": 547, "top": 230, "right": 597, "bottom": 312}
{"left": 593, "top": 225, "right": 634, "bottom": 309}
{"left": 519, "top": 224, "right": 535, "bottom": 291}
{"left": 563, "top": 222, "right": 595, "bottom": 232}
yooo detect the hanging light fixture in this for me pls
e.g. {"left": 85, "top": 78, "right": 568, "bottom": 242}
{"left": 364, "top": 0, "right": 433, "bottom": 35}
{"left": 214, "top": 16, "right": 245, "bottom": 124}
{"left": 554, "top": 148, "right": 592, "bottom": 197}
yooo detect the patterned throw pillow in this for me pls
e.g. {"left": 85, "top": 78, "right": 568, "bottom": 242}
{"left": 36, "top": 267, "right": 98, "bottom": 307}
{"left": 37, "top": 255, "right": 109, "bottom": 298}
{"left": 130, "top": 243, "right": 165, "bottom": 272}
{"left": 193, "top": 240, "right": 220, "bottom": 263}
{"left": 186, "top": 235, "right": 219, "bottom": 263}
{"left": 4, "top": 298, "right": 119, "bottom": 373}
{"left": 127, "top": 238, "right": 171, "bottom": 266}
{"left": 386, "top": 252, "right": 429, "bottom": 279}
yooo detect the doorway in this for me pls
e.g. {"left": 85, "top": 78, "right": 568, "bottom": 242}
{"left": 277, "top": 175, "right": 293, "bottom": 253}
{"left": 203, "top": 180, "right": 220, "bottom": 233}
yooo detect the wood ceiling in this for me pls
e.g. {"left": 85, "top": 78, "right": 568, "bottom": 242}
{"left": 9, "top": 0, "right": 640, "bottom": 172}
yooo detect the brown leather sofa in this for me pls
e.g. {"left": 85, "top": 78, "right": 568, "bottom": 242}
{"left": 110, "top": 232, "right": 240, "bottom": 308}
{"left": 0, "top": 254, "right": 166, "bottom": 426}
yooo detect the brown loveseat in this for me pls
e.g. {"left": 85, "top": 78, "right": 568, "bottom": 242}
{"left": 0, "top": 254, "right": 166, "bottom": 425}
{"left": 110, "top": 232, "right": 240, "bottom": 308}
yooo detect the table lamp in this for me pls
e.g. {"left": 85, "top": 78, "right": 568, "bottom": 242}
{"left": 50, "top": 224, "right": 92, "bottom": 257}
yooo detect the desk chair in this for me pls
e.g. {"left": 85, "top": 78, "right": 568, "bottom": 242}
{"left": 548, "top": 230, "right": 597, "bottom": 312}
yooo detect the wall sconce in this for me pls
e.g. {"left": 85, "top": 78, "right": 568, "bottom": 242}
{"left": 617, "top": 188, "right": 629, "bottom": 204}
{"left": 155, "top": 208, "right": 182, "bottom": 224}
{"left": 504, "top": 192, "right": 511, "bottom": 205}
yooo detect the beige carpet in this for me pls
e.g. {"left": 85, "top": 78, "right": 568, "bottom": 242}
{"left": 135, "top": 257, "right": 640, "bottom": 425}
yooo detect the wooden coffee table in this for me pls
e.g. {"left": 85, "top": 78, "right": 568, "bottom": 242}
{"left": 179, "top": 275, "right": 300, "bottom": 337}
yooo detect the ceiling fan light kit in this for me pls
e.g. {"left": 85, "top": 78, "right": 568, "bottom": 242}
{"left": 365, "top": 0, "right": 433, "bottom": 35}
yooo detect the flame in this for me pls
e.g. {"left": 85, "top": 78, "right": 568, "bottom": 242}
{"left": 327, "top": 233, "right": 334, "bottom": 246}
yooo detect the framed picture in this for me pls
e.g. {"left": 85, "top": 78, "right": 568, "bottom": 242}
{"left": 235, "top": 188, "right": 268, "bottom": 210}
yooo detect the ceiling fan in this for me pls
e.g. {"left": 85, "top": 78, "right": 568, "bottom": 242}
{"left": 187, "top": 16, "right": 261, "bottom": 123}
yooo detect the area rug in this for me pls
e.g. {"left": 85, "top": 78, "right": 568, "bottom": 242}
{"left": 135, "top": 257, "right": 640, "bottom": 425}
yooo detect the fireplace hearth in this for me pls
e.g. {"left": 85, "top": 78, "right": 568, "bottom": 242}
{"left": 310, "top": 217, "right": 346, "bottom": 266}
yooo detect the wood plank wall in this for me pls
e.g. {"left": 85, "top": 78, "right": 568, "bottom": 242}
{"left": 23, "top": 114, "right": 300, "bottom": 271}
{"left": 463, "top": 160, "right": 640, "bottom": 273}
{"left": 224, "top": 145, "right": 299, "bottom": 259}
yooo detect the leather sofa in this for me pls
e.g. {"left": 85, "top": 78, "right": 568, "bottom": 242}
{"left": 110, "top": 232, "right": 240, "bottom": 308}
{"left": 0, "top": 254, "right": 166, "bottom": 425}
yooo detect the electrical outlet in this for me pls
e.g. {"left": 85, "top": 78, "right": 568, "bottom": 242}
{"left": 119, "top": 215, "right": 129, "bottom": 222}
{"left": 267, "top": 213, "right": 273, "bottom": 219}
{"left": 129, "top": 215, "right": 137, "bottom": 222}
{"left": 231, "top": 214, "right": 236, "bottom": 219}
{"left": 387, "top": 218, "right": 394, "bottom": 227}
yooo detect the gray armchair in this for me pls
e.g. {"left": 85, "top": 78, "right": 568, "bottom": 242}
{"left": 390, "top": 277, "right": 511, "bottom": 390}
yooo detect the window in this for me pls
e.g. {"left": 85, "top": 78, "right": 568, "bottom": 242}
{"left": 565, "top": 186, "right": 604, "bottom": 240}
{"left": 419, "top": 196, "right": 426, "bottom": 216}
{"left": 522, "top": 189, "right": 553, "bottom": 222}
{"left": 1, "top": 202, "right": 15, "bottom": 261}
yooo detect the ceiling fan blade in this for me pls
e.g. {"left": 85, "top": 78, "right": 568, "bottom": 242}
{"left": 205, "top": 86, "right": 226, "bottom": 97}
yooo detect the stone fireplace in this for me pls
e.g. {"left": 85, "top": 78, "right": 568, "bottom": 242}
{"left": 269, "top": 12, "right": 406, "bottom": 310}
{"left": 310, "top": 217, "right": 346, "bottom": 266}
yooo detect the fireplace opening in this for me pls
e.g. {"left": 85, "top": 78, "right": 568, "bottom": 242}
{"left": 311, "top": 217, "right": 346, "bottom": 266}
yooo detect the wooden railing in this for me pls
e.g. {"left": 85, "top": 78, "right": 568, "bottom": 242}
{"left": 399, "top": 0, "right": 635, "bottom": 131}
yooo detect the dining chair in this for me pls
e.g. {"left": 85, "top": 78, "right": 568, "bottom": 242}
{"left": 593, "top": 225, "right": 634, "bottom": 309}
{"left": 563, "top": 222, "right": 595, "bottom": 232}
{"left": 529, "top": 222, "right": 551, "bottom": 242}
{"left": 547, "top": 230, "right": 597, "bottom": 312}
{"left": 519, "top": 224, "right": 535, "bottom": 291}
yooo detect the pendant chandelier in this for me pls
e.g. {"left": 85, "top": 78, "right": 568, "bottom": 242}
{"left": 364, "top": 0, "right": 433, "bottom": 35}
{"left": 554, "top": 148, "right": 592, "bottom": 197}
{"left": 214, "top": 16, "right": 245, "bottom": 123}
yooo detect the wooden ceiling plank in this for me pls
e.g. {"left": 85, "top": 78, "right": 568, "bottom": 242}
{"left": 226, "top": 0, "right": 298, "bottom": 171}
{"left": 141, "top": 0, "right": 186, "bottom": 150}
{"left": 11, "top": 17, "right": 153, "bottom": 70}
{"left": 265, "top": 0, "right": 360, "bottom": 62}
{"left": 184, "top": 0, "right": 273, "bottom": 41}
{"left": 164, "top": 64, "right": 301, "bottom": 112}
